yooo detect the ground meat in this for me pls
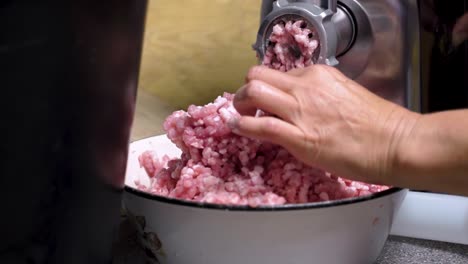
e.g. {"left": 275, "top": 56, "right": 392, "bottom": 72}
{"left": 262, "top": 20, "right": 320, "bottom": 72}
{"left": 136, "top": 93, "right": 389, "bottom": 207}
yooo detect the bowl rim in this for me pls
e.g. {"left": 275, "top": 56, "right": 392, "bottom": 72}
{"left": 124, "top": 185, "right": 405, "bottom": 211}
{"left": 125, "top": 136, "right": 406, "bottom": 211}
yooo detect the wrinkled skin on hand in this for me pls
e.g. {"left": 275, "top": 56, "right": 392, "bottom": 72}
{"left": 231, "top": 65, "right": 421, "bottom": 185}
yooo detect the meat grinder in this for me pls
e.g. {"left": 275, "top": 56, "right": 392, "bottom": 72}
{"left": 255, "top": 0, "right": 468, "bottom": 113}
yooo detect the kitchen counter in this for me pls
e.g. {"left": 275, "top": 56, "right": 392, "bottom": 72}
{"left": 121, "top": 89, "right": 468, "bottom": 264}
{"left": 131, "top": 89, "right": 175, "bottom": 141}
{"left": 376, "top": 236, "right": 467, "bottom": 263}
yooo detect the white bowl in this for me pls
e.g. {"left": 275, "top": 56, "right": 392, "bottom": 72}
{"left": 124, "top": 135, "right": 407, "bottom": 264}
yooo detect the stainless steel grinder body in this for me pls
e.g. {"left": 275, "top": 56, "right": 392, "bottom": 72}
{"left": 257, "top": 0, "right": 468, "bottom": 113}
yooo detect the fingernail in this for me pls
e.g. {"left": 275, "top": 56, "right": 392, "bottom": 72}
{"left": 227, "top": 117, "right": 240, "bottom": 134}
{"left": 234, "top": 85, "right": 247, "bottom": 101}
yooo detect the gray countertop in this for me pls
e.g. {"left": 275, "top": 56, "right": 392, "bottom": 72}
{"left": 376, "top": 236, "right": 468, "bottom": 264}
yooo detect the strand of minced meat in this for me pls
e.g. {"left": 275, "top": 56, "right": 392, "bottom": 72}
{"left": 262, "top": 20, "right": 320, "bottom": 72}
{"left": 136, "top": 93, "right": 389, "bottom": 207}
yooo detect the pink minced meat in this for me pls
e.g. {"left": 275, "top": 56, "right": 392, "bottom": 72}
{"left": 136, "top": 93, "right": 389, "bottom": 207}
{"left": 262, "top": 20, "right": 320, "bottom": 72}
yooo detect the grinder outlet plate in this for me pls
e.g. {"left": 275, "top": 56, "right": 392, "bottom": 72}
{"left": 254, "top": 0, "right": 340, "bottom": 66}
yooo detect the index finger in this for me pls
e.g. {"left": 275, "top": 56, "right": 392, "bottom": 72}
{"left": 246, "top": 66, "right": 298, "bottom": 92}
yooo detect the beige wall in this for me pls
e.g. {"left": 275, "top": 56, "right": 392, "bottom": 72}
{"left": 138, "top": 0, "right": 262, "bottom": 109}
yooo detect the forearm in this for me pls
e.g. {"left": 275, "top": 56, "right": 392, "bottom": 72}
{"left": 394, "top": 110, "right": 468, "bottom": 196}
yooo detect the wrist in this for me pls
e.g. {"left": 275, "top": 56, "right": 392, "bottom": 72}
{"left": 380, "top": 106, "right": 422, "bottom": 186}
{"left": 390, "top": 110, "right": 468, "bottom": 195}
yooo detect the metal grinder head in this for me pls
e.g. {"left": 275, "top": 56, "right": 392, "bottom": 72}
{"left": 253, "top": 0, "right": 356, "bottom": 67}
{"left": 256, "top": 0, "right": 429, "bottom": 114}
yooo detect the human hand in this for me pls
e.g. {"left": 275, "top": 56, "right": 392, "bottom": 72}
{"left": 230, "top": 65, "right": 421, "bottom": 185}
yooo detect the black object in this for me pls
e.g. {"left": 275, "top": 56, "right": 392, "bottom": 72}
{"left": 420, "top": 0, "right": 468, "bottom": 112}
{"left": 0, "top": 0, "right": 148, "bottom": 263}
